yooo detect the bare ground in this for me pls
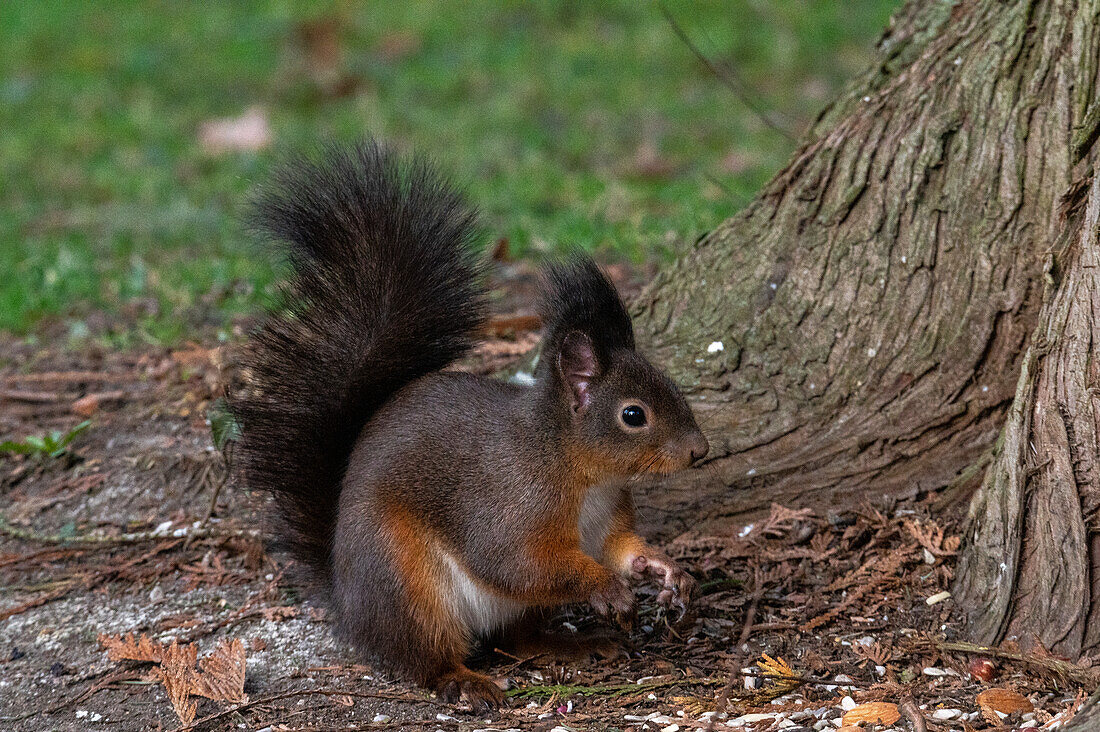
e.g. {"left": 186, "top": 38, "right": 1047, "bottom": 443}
{"left": 2, "top": 266, "right": 1096, "bottom": 731}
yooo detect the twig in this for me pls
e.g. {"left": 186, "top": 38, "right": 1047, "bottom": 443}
{"left": 167, "top": 687, "right": 442, "bottom": 732}
{"left": 201, "top": 443, "right": 233, "bottom": 526}
{"left": 900, "top": 697, "right": 927, "bottom": 732}
{"left": 0, "top": 545, "right": 86, "bottom": 570}
{"left": 3, "top": 371, "right": 122, "bottom": 384}
{"left": 0, "top": 514, "right": 259, "bottom": 546}
{"left": 0, "top": 584, "right": 74, "bottom": 621}
{"left": 2, "top": 539, "right": 188, "bottom": 620}
{"left": 906, "top": 637, "right": 1100, "bottom": 687}
{"left": 659, "top": 4, "right": 794, "bottom": 142}
{"left": 173, "top": 570, "right": 285, "bottom": 643}
{"left": 0, "top": 388, "right": 62, "bottom": 403}
{"left": 0, "top": 670, "right": 145, "bottom": 722}
{"left": 507, "top": 676, "right": 723, "bottom": 700}
{"left": 738, "top": 567, "right": 766, "bottom": 646}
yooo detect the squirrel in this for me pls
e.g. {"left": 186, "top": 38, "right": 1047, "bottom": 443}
{"left": 228, "top": 140, "right": 709, "bottom": 709}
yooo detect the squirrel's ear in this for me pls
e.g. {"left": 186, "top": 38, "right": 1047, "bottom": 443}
{"left": 558, "top": 331, "right": 600, "bottom": 413}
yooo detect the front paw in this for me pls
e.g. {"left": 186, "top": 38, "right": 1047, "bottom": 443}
{"left": 588, "top": 574, "right": 636, "bottom": 627}
{"left": 630, "top": 553, "right": 697, "bottom": 615}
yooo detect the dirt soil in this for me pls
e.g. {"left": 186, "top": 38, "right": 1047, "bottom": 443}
{"left": 2, "top": 263, "right": 1096, "bottom": 732}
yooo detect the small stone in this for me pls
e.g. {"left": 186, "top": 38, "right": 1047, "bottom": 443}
{"left": 840, "top": 696, "right": 857, "bottom": 711}
{"left": 372, "top": 715, "right": 391, "bottom": 723}
{"left": 661, "top": 725, "right": 680, "bottom": 732}
{"left": 931, "top": 709, "right": 962, "bottom": 720}
{"left": 922, "top": 666, "right": 955, "bottom": 677}
{"left": 733, "top": 713, "right": 776, "bottom": 724}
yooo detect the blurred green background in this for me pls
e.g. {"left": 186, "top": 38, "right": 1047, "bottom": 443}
{"left": 1, "top": 0, "right": 898, "bottom": 346}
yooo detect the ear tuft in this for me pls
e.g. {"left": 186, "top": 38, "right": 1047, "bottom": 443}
{"left": 559, "top": 331, "right": 598, "bottom": 413}
{"left": 537, "top": 254, "right": 635, "bottom": 353}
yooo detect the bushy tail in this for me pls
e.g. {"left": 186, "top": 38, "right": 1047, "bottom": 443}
{"left": 228, "top": 141, "right": 486, "bottom": 583}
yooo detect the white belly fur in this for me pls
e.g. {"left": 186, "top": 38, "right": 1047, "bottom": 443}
{"left": 578, "top": 482, "right": 619, "bottom": 562}
{"left": 434, "top": 483, "right": 620, "bottom": 638}
{"left": 442, "top": 552, "right": 524, "bottom": 637}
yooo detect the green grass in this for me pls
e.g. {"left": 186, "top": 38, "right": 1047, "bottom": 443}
{"left": 1, "top": 0, "right": 898, "bottom": 344}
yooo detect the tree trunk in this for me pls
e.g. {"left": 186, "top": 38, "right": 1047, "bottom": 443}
{"left": 632, "top": 0, "right": 1100, "bottom": 539}
{"left": 954, "top": 173, "right": 1100, "bottom": 658}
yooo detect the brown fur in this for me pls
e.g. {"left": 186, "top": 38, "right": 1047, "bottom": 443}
{"left": 233, "top": 144, "right": 707, "bottom": 709}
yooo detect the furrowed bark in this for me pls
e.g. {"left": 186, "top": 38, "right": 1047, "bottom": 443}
{"left": 632, "top": 0, "right": 1100, "bottom": 534}
{"left": 955, "top": 173, "right": 1100, "bottom": 658}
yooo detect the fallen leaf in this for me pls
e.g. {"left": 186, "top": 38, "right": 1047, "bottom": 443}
{"left": 151, "top": 641, "right": 199, "bottom": 726}
{"left": 101, "top": 633, "right": 249, "bottom": 723}
{"left": 259, "top": 605, "right": 299, "bottom": 621}
{"left": 99, "top": 632, "right": 165, "bottom": 663}
{"left": 191, "top": 639, "right": 248, "bottom": 703}
{"left": 72, "top": 390, "right": 125, "bottom": 416}
{"left": 842, "top": 702, "right": 901, "bottom": 726}
{"left": 977, "top": 688, "right": 1033, "bottom": 722}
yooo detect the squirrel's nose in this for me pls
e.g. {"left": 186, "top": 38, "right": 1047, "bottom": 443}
{"left": 686, "top": 431, "right": 709, "bottom": 464}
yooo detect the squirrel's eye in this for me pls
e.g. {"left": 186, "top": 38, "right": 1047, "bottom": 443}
{"left": 621, "top": 405, "right": 647, "bottom": 428}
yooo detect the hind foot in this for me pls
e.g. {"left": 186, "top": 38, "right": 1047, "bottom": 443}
{"left": 435, "top": 666, "right": 504, "bottom": 710}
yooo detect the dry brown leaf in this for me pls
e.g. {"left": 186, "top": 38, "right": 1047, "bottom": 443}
{"left": 259, "top": 605, "right": 299, "bottom": 622}
{"left": 99, "top": 632, "right": 166, "bottom": 663}
{"left": 842, "top": 702, "right": 902, "bottom": 726}
{"left": 101, "top": 633, "right": 249, "bottom": 723}
{"left": 152, "top": 641, "right": 199, "bottom": 725}
{"left": 191, "top": 639, "right": 248, "bottom": 703}
{"left": 977, "top": 688, "right": 1033, "bottom": 721}
{"left": 761, "top": 503, "right": 815, "bottom": 537}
